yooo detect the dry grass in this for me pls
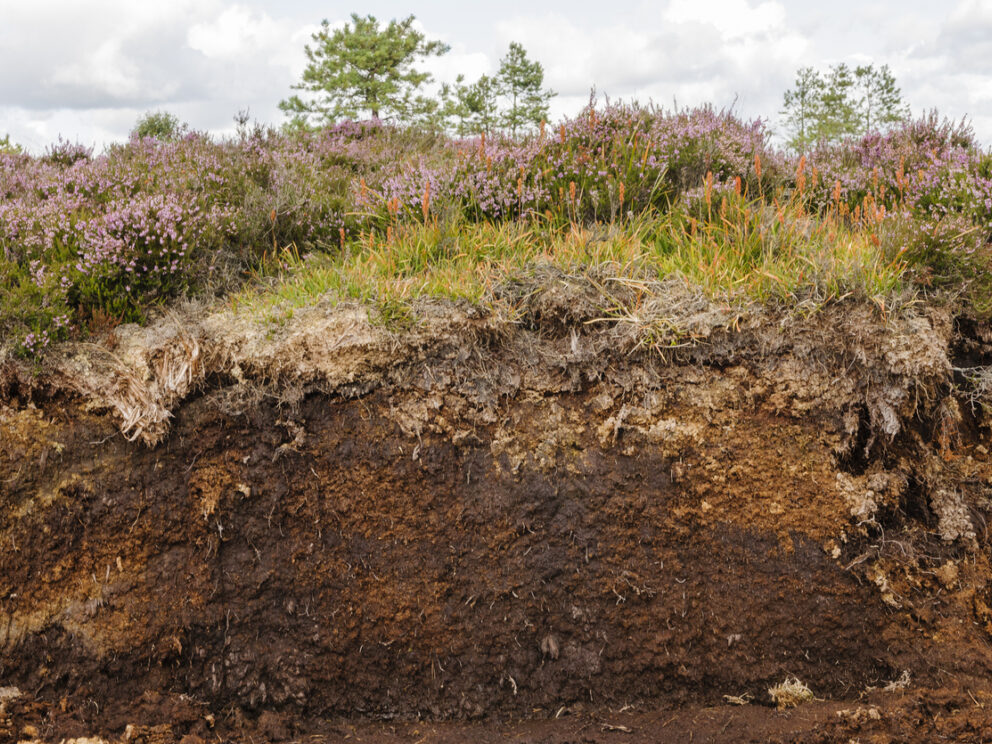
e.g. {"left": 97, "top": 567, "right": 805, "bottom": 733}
{"left": 57, "top": 315, "right": 205, "bottom": 445}
{"left": 234, "top": 190, "right": 911, "bottom": 332}
{"left": 767, "top": 677, "right": 817, "bottom": 709}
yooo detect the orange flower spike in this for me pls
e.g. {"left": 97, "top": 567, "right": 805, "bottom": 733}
{"left": 560, "top": 124, "right": 566, "bottom": 144}
{"left": 421, "top": 181, "right": 431, "bottom": 223}
{"left": 734, "top": 176, "right": 741, "bottom": 196}
{"left": 754, "top": 154, "right": 762, "bottom": 181}
{"left": 339, "top": 227, "right": 345, "bottom": 250}
{"left": 539, "top": 119, "right": 546, "bottom": 140}
{"left": 269, "top": 209, "right": 277, "bottom": 223}
{"left": 569, "top": 181, "right": 577, "bottom": 203}
{"left": 832, "top": 179, "right": 842, "bottom": 204}
{"left": 479, "top": 132, "right": 485, "bottom": 158}
{"left": 619, "top": 181, "right": 625, "bottom": 209}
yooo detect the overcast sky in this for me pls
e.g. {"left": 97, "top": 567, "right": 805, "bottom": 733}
{"left": 1, "top": 0, "right": 990, "bottom": 152}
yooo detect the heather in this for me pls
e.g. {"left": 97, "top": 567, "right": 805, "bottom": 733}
{"left": 1, "top": 104, "right": 991, "bottom": 357}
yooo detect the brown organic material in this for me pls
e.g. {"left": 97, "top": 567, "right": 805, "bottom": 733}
{"left": 3, "top": 293, "right": 992, "bottom": 743}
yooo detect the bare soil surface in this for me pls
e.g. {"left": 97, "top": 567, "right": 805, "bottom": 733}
{"left": 2, "top": 292, "right": 992, "bottom": 742}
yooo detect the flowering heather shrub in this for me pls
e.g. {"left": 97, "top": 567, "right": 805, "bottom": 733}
{"left": 42, "top": 138, "right": 93, "bottom": 168}
{"left": 0, "top": 120, "right": 453, "bottom": 354}
{"left": 365, "top": 103, "right": 780, "bottom": 225}
{"left": 72, "top": 192, "right": 220, "bottom": 317}
{"left": 794, "top": 112, "right": 992, "bottom": 307}
{"left": 1, "top": 105, "right": 991, "bottom": 358}
{"left": 804, "top": 112, "right": 992, "bottom": 231}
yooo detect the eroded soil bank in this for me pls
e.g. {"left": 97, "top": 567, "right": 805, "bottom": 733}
{"left": 3, "top": 291, "right": 992, "bottom": 742}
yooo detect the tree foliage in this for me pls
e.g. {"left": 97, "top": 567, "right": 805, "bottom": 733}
{"left": 436, "top": 42, "right": 555, "bottom": 137}
{"left": 0, "top": 134, "right": 23, "bottom": 154}
{"left": 781, "top": 67, "right": 824, "bottom": 154}
{"left": 280, "top": 14, "right": 449, "bottom": 126}
{"left": 497, "top": 42, "right": 555, "bottom": 136}
{"left": 131, "top": 111, "right": 185, "bottom": 141}
{"left": 781, "top": 63, "right": 909, "bottom": 151}
{"left": 853, "top": 64, "right": 908, "bottom": 134}
{"left": 441, "top": 74, "right": 502, "bottom": 136}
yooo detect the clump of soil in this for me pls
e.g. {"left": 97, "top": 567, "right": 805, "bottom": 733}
{"left": 3, "top": 286, "right": 992, "bottom": 742}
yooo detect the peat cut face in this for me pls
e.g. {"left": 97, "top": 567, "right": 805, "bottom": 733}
{"left": 0, "top": 383, "right": 912, "bottom": 725}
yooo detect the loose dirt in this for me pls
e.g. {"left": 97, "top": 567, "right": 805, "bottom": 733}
{"left": 3, "top": 288, "right": 992, "bottom": 742}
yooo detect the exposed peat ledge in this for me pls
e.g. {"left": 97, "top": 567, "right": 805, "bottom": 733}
{"left": 3, "top": 282, "right": 992, "bottom": 743}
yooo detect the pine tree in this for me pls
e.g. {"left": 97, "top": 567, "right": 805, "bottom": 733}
{"left": 0, "top": 134, "right": 22, "bottom": 154}
{"left": 853, "top": 64, "right": 908, "bottom": 135}
{"left": 441, "top": 74, "right": 501, "bottom": 135}
{"left": 781, "top": 67, "right": 825, "bottom": 153}
{"left": 782, "top": 62, "right": 909, "bottom": 148}
{"left": 279, "top": 14, "right": 449, "bottom": 125}
{"left": 496, "top": 42, "right": 555, "bottom": 137}
{"left": 813, "top": 63, "right": 859, "bottom": 144}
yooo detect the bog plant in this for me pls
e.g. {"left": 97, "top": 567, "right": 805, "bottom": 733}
{"left": 1, "top": 101, "right": 990, "bottom": 358}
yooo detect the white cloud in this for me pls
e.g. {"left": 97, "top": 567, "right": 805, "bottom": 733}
{"left": 888, "top": 0, "right": 992, "bottom": 140}
{"left": 49, "top": 39, "right": 145, "bottom": 100}
{"left": 495, "top": 2, "right": 808, "bottom": 125}
{"left": 664, "top": 0, "right": 786, "bottom": 39}
{"left": 187, "top": 5, "right": 311, "bottom": 71}
{"left": 0, "top": 0, "right": 990, "bottom": 148}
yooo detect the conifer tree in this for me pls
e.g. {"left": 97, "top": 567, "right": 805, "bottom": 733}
{"left": 496, "top": 42, "right": 555, "bottom": 137}
{"left": 441, "top": 74, "right": 502, "bottom": 135}
{"left": 813, "top": 63, "right": 858, "bottom": 143}
{"left": 781, "top": 67, "right": 824, "bottom": 153}
{"left": 782, "top": 62, "right": 908, "bottom": 150}
{"left": 280, "top": 14, "right": 449, "bottom": 125}
{"left": 854, "top": 64, "right": 909, "bottom": 134}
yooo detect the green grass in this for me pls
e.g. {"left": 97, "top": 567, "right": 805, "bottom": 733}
{"left": 233, "top": 189, "right": 913, "bottom": 327}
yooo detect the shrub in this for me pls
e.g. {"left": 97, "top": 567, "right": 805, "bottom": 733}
{"left": 131, "top": 111, "right": 186, "bottom": 142}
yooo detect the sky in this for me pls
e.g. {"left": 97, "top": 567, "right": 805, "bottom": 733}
{"left": 1, "top": 0, "right": 991, "bottom": 152}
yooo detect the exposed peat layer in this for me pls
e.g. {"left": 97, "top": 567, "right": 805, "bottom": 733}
{"left": 3, "top": 279, "right": 992, "bottom": 743}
